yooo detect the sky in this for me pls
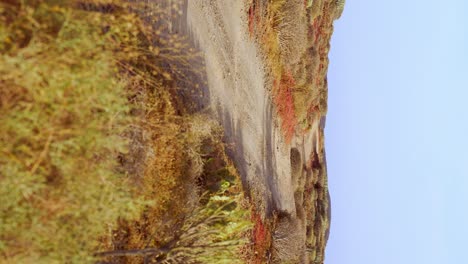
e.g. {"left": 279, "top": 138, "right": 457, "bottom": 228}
{"left": 325, "top": 0, "right": 468, "bottom": 263}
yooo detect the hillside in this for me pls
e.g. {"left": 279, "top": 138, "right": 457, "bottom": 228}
{"left": 0, "top": 0, "right": 343, "bottom": 263}
{"left": 187, "top": 0, "right": 342, "bottom": 263}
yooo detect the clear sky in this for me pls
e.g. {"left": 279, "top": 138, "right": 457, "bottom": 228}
{"left": 325, "top": 0, "right": 468, "bottom": 263}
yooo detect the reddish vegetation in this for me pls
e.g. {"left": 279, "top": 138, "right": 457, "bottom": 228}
{"left": 248, "top": 0, "right": 260, "bottom": 36}
{"left": 312, "top": 19, "right": 322, "bottom": 44}
{"left": 248, "top": 5, "right": 255, "bottom": 36}
{"left": 251, "top": 211, "right": 271, "bottom": 264}
{"left": 252, "top": 214, "right": 267, "bottom": 246}
{"left": 274, "top": 71, "right": 298, "bottom": 143}
{"left": 244, "top": 1, "right": 337, "bottom": 262}
{"left": 247, "top": 0, "right": 301, "bottom": 144}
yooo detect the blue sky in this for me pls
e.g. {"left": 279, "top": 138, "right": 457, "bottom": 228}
{"left": 325, "top": 0, "right": 468, "bottom": 263}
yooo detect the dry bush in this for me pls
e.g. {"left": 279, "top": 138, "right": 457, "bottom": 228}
{"left": 276, "top": 0, "right": 308, "bottom": 67}
{"left": 248, "top": 0, "right": 336, "bottom": 136}
{"left": 248, "top": 0, "right": 283, "bottom": 81}
{"left": 1, "top": 0, "right": 252, "bottom": 263}
{"left": 92, "top": 2, "right": 252, "bottom": 263}
{"left": 271, "top": 214, "right": 305, "bottom": 264}
{"left": 98, "top": 190, "right": 251, "bottom": 264}
{"left": 310, "top": 0, "right": 325, "bottom": 20}
{"left": 245, "top": 1, "right": 336, "bottom": 263}
{"left": 0, "top": 1, "right": 147, "bottom": 262}
{"left": 248, "top": 0, "right": 307, "bottom": 140}
{"left": 102, "top": 112, "right": 252, "bottom": 264}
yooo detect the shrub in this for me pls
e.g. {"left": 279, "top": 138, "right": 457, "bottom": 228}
{"left": 0, "top": 1, "right": 145, "bottom": 262}
{"left": 98, "top": 114, "right": 252, "bottom": 264}
{"left": 1, "top": 1, "right": 253, "bottom": 263}
{"left": 97, "top": 190, "right": 251, "bottom": 264}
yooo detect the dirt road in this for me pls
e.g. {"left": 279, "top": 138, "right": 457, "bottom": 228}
{"left": 187, "top": 0, "right": 295, "bottom": 215}
{"left": 184, "top": 1, "right": 328, "bottom": 262}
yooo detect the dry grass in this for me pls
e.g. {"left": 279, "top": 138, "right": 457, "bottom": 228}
{"left": 104, "top": 107, "right": 252, "bottom": 263}
{"left": 95, "top": 3, "right": 253, "bottom": 262}
{"left": 1, "top": 0, "right": 253, "bottom": 262}
{"left": 273, "top": 71, "right": 298, "bottom": 143}
{"left": 275, "top": 0, "right": 308, "bottom": 67}
{"left": 248, "top": 0, "right": 306, "bottom": 141}
{"left": 244, "top": 1, "right": 339, "bottom": 263}
{"left": 247, "top": 0, "right": 338, "bottom": 138}
{"left": 271, "top": 215, "right": 305, "bottom": 264}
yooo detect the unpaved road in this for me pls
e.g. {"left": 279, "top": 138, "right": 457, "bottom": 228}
{"left": 188, "top": 0, "right": 281, "bottom": 215}
{"left": 183, "top": 0, "right": 327, "bottom": 262}
{"left": 159, "top": 0, "right": 335, "bottom": 261}
{"left": 186, "top": 0, "right": 321, "bottom": 216}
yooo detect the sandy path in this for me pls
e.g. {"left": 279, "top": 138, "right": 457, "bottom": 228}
{"left": 186, "top": 0, "right": 292, "bottom": 214}
{"left": 186, "top": 0, "right": 322, "bottom": 215}
{"left": 183, "top": 1, "right": 327, "bottom": 262}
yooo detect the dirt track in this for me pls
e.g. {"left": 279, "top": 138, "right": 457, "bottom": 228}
{"left": 188, "top": 0, "right": 283, "bottom": 214}
{"left": 186, "top": 0, "right": 323, "bottom": 215}
{"left": 184, "top": 1, "right": 327, "bottom": 262}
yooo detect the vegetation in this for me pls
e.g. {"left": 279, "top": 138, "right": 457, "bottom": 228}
{"left": 333, "top": 0, "right": 346, "bottom": 20}
{"left": 0, "top": 0, "right": 252, "bottom": 263}
{"left": 0, "top": 1, "right": 145, "bottom": 262}
{"left": 247, "top": 0, "right": 338, "bottom": 139}
{"left": 99, "top": 187, "right": 251, "bottom": 264}
{"left": 250, "top": 211, "right": 273, "bottom": 264}
{"left": 100, "top": 107, "right": 252, "bottom": 263}
{"left": 247, "top": 1, "right": 338, "bottom": 262}
{"left": 273, "top": 71, "right": 298, "bottom": 142}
